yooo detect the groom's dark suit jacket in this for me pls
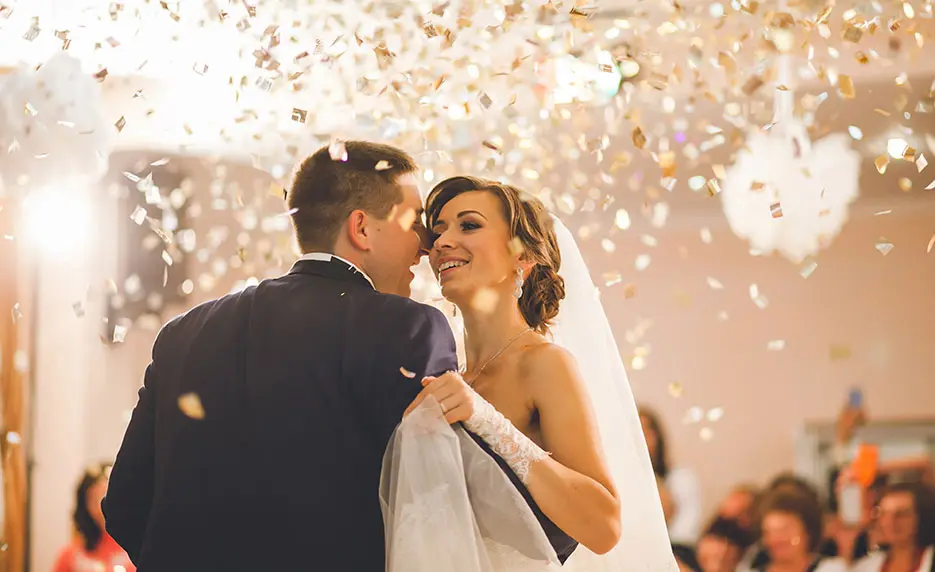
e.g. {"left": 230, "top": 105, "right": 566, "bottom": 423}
{"left": 103, "top": 258, "right": 458, "bottom": 571}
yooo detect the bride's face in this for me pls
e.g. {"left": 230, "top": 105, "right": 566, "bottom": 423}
{"left": 428, "top": 191, "right": 519, "bottom": 305}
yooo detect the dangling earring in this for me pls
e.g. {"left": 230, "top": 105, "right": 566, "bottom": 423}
{"left": 513, "top": 266, "right": 524, "bottom": 299}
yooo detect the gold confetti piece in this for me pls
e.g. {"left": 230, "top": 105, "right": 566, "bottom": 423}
{"left": 904, "top": 1, "right": 915, "bottom": 17}
{"left": 112, "top": 324, "right": 128, "bottom": 344}
{"left": 699, "top": 427, "right": 714, "bottom": 441}
{"left": 838, "top": 75, "right": 856, "bottom": 99}
{"left": 770, "top": 202, "right": 783, "bottom": 218}
{"left": 634, "top": 254, "right": 651, "bottom": 271}
{"left": 700, "top": 228, "right": 713, "bottom": 244}
{"left": 706, "top": 277, "right": 724, "bottom": 290}
{"left": 291, "top": 108, "right": 307, "bottom": 123}
{"left": 750, "top": 181, "right": 766, "bottom": 192}
{"left": 875, "top": 155, "right": 889, "bottom": 174}
{"left": 707, "top": 408, "right": 725, "bottom": 422}
{"left": 115, "top": 116, "right": 126, "bottom": 132}
{"left": 917, "top": 154, "right": 928, "bottom": 172}
{"left": 329, "top": 140, "right": 348, "bottom": 161}
{"left": 130, "top": 206, "right": 147, "bottom": 225}
{"left": 842, "top": 25, "right": 863, "bottom": 43}
{"left": 875, "top": 239, "right": 894, "bottom": 255}
{"left": 614, "top": 209, "right": 631, "bottom": 230}
{"left": 471, "top": 288, "right": 499, "bottom": 314}
{"left": 178, "top": 393, "right": 205, "bottom": 419}
{"left": 161, "top": 250, "right": 173, "bottom": 266}
{"left": 926, "top": 234, "right": 934, "bottom": 253}
{"left": 848, "top": 126, "right": 863, "bottom": 140}
{"left": 72, "top": 301, "right": 85, "bottom": 318}
{"left": 705, "top": 179, "right": 722, "bottom": 197}
{"left": 875, "top": 210, "right": 892, "bottom": 216}
{"left": 632, "top": 127, "right": 647, "bottom": 150}
{"left": 926, "top": 180, "right": 935, "bottom": 190}
{"left": 623, "top": 283, "right": 638, "bottom": 299}
{"left": 11, "top": 303, "right": 22, "bottom": 324}
{"left": 603, "top": 273, "right": 622, "bottom": 287}
{"left": 668, "top": 382, "right": 683, "bottom": 398}
{"left": 507, "top": 237, "right": 524, "bottom": 257}
{"left": 898, "top": 178, "right": 912, "bottom": 192}
{"left": 375, "top": 160, "right": 391, "bottom": 171}
{"left": 399, "top": 367, "right": 416, "bottom": 379}
{"left": 830, "top": 345, "right": 852, "bottom": 360}
{"left": 93, "top": 68, "right": 108, "bottom": 82}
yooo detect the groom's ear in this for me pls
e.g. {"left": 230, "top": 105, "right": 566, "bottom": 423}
{"left": 346, "top": 209, "right": 372, "bottom": 251}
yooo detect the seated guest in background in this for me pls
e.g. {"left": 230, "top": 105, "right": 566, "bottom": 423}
{"left": 852, "top": 481, "right": 935, "bottom": 572}
{"left": 640, "top": 406, "right": 703, "bottom": 544}
{"left": 53, "top": 462, "right": 136, "bottom": 572}
{"left": 747, "top": 489, "right": 847, "bottom": 572}
{"left": 698, "top": 516, "right": 754, "bottom": 572}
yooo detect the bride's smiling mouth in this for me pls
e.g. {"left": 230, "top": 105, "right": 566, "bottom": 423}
{"left": 437, "top": 258, "right": 469, "bottom": 279}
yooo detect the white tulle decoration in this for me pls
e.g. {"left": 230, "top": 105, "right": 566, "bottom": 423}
{"left": 720, "top": 53, "right": 860, "bottom": 263}
{"left": 0, "top": 53, "right": 115, "bottom": 189}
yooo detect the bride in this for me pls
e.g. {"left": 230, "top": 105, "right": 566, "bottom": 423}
{"left": 381, "top": 176, "right": 677, "bottom": 571}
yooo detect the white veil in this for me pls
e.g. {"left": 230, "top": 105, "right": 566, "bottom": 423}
{"left": 380, "top": 216, "right": 677, "bottom": 571}
{"left": 549, "top": 215, "right": 677, "bottom": 572}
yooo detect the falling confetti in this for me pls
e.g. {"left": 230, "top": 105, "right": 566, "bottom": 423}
{"left": 668, "top": 382, "right": 684, "bottom": 398}
{"left": 399, "top": 367, "right": 416, "bottom": 379}
{"left": 875, "top": 239, "right": 894, "bottom": 255}
{"left": 706, "top": 277, "right": 724, "bottom": 290}
{"left": 767, "top": 340, "right": 786, "bottom": 351}
{"left": 800, "top": 260, "right": 818, "bottom": 278}
{"left": 830, "top": 345, "right": 852, "bottom": 360}
{"left": 112, "top": 324, "right": 128, "bottom": 344}
{"left": 178, "top": 393, "right": 206, "bottom": 419}
{"left": 927, "top": 234, "right": 935, "bottom": 253}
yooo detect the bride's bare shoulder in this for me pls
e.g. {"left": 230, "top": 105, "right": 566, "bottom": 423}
{"left": 517, "top": 342, "right": 584, "bottom": 393}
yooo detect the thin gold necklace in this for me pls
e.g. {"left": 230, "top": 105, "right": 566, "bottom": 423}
{"left": 461, "top": 327, "right": 533, "bottom": 387}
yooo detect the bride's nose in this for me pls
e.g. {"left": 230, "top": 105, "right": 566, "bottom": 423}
{"left": 432, "top": 229, "right": 456, "bottom": 251}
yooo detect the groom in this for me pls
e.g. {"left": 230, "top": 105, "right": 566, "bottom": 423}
{"left": 103, "top": 141, "right": 459, "bottom": 570}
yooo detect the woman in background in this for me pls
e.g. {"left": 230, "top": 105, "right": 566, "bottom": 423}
{"left": 752, "top": 490, "right": 846, "bottom": 572}
{"left": 53, "top": 462, "right": 135, "bottom": 572}
{"left": 640, "top": 406, "right": 703, "bottom": 544}
{"left": 852, "top": 482, "right": 935, "bottom": 572}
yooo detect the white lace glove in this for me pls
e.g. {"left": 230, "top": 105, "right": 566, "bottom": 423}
{"left": 406, "top": 371, "right": 549, "bottom": 484}
{"left": 464, "top": 391, "right": 549, "bottom": 484}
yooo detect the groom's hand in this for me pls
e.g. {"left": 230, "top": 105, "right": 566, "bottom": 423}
{"left": 403, "top": 371, "right": 475, "bottom": 424}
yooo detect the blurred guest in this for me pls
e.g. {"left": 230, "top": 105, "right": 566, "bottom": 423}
{"left": 53, "top": 463, "right": 135, "bottom": 572}
{"left": 719, "top": 484, "right": 761, "bottom": 532}
{"left": 852, "top": 482, "right": 935, "bottom": 572}
{"left": 698, "top": 517, "right": 754, "bottom": 572}
{"left": 751, "top": 490, "right": 846, "bottom": 572}
{"left": 640, "top": 406, "right": 703, "bottom": 544}
{"left": 742, "top": 474, "right": 826, "bottom": 570}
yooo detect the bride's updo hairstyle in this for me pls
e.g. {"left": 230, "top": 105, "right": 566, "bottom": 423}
{"left": 425, "top": 176, "right": 566, "bottom": 334}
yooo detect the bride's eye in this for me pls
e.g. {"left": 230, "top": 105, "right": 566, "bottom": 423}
{"left": 460, "top": 221, "right": 481, "bottom": 232}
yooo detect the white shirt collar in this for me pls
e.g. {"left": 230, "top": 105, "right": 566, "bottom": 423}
{"left": 297, "top": 252, "right": 374, "bottom": 288}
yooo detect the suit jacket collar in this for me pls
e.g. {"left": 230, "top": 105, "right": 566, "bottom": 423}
{"left": 289, "top": 254, "right": 374, "bottom": 290}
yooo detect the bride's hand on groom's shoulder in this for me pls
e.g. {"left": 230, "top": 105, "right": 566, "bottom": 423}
{"left": 403, "top": 371, "right": 475, "bottom": 424}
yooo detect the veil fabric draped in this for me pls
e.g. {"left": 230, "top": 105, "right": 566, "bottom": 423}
{"left": 380, "top": 216, "right": 677, "bottom": 571}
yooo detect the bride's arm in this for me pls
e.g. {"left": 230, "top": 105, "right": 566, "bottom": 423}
{"left": 520, "top": 344, "right": 621, "bottom": 555}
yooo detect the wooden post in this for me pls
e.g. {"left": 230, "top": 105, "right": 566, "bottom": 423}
{"left": 0, "top": 196, "right": 28, "bottom": 572}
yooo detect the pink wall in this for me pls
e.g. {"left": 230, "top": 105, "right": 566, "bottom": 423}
{"left": 592, "top": 202, "right": 935, "bottom": 520}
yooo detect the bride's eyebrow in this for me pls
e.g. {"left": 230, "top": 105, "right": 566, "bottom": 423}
{"left": 457, "top": 210, "right": 487, "bottom": 220}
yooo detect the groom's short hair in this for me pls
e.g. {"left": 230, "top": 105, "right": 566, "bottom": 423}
{"left": 288, "top": 141, "right": 418, "bottom": 252}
